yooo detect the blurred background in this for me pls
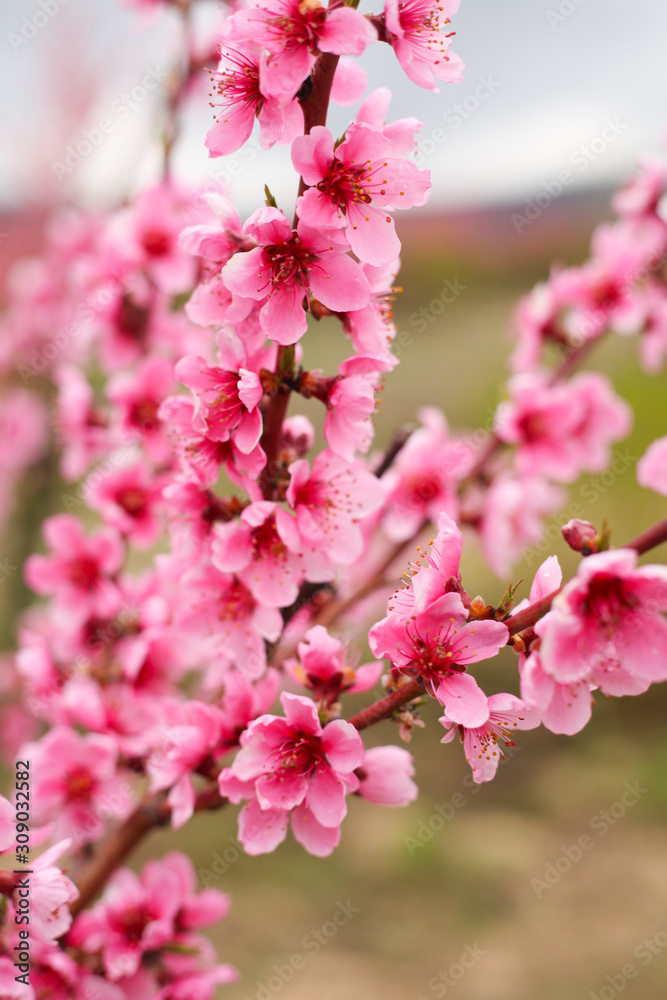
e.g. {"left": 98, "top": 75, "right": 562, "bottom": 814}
{"left": 3, "top": 0, "right": 667, "bottom": 997}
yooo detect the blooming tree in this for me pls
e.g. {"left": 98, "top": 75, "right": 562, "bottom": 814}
{"left": 2, "top": 0, "right": 667, "bottom": 996}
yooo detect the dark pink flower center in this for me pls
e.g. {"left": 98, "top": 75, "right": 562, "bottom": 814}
{"left": 398, "top": 617, "right": 466, "bottom": 688}
{"left": 117, "top": 488, "right": 148, "bottom": 517}
{"left": 261, "top": 236, "right": 318, "bottom": 295}
{"left": 142, "top": 230, "right": 170, "bottom": 258}
{"left": 65, "top": 766, "right": 95, "bottom": 800}
{"left": 212, "top": 50, "right": 262, "bottom": 115}
{"left": 578, "top": 573, "right": 637, "bottom": 625}
{"left": 219, "top": 579, "right": 255, "bottom": 622}
{"left": 129, "top": 397, "right": 160, "bottom": 432}
{"left": 68, "top": 555, "right": 101, "bottom": 589}
{"left": 252, "top": 516, "right": 287, "bottom": 563}
{"left": 111, "top": 904, "right": 151, "bottom": 943}
{"left": 274, "top": 733, "right": 324, "bottom": 777}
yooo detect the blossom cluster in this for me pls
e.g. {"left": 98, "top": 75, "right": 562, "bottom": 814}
{"left": 1, "top": 0, "right": 667, "bottom": 995}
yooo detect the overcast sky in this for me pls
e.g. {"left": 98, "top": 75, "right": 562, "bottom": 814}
{"left": 2, "top": 0, "right": 667, "bottom": 215}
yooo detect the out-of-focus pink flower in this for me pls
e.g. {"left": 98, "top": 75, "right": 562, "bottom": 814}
{"left": 495, "top": 372, "right": 632, "bottom": 483}
{"left": 30, "top": 840, "right": 80, "bottom": 943}
{"left": 286, "top": 449, "right": 385, "bottom": 564}
{"left": 107, "top": 357, "right": 174, "bottom": 463}
{"left": 637, "top": 434, "right": 667, "bottom": 496}
{"left": 22, "top": 728, "right": 129, "bottom": 847}
{"left": 85, "top": 455, "right": 165, "bottom": 549}
{"left": 356, "top": 745, "right": 418, "bottom": 805}
{"left": 381, "top": 407, "right": 472, "bottom": 541}
{"left": 24, "top": 514, "right": 123, "bottom": 623}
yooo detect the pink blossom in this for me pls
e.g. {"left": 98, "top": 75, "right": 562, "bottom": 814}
{"left": 54, "top": 365, "right": 110, "bottom": 479}
{"left": 286, "top": 449, "right": 385, "bottom": 564}
{"left": 476, "top": 473, "right": 566, "bottom": 578}
{"left": 383, "top": 0, "right": 464, "bottom": 91}
{"left": 85, "top": 455, "right": 165, "bottom": 549}
{"left": 369, "top": 512, "right": 508, "bottom": 721}
{"left": 355, "top": 86, "right": 424, "bottom": 157}
{"left": 356, "top": 745, "right": 418, "bottom": 805}
{"left": 381, "top": 407, "right": 472, "bottom": 541}
{"left": 24, "top": 514, "right": 123, "bottom": 623}
{"left": 324, "top": 364, "right": 380, "bottom": 461}
{"left": 160, "top": 395, "right": 265, "bottom": 491}
{"left": 637, "top": 435, "right": 667, "bottom": 496}
{"left": 212, "top": 501, "right": 330, "bottom": 608}
{"left": 147, "top": 702, "right": 224, "bottom": 828}
{"left": 68, "top": 853, "right": 227, "bottom": 981}
{"left": 440, "top": 693, "right": 539, "bottom": 783}
{"left": 612, "top": 154, "right": 666, "bottom": 218}
{"left": 293, "top": 123, "right": 430, "bottom": 265}
{"left": 515, "top": 556, "right": 593, "bottom": 735}
{"left": 495, "top": 372, "right": 632, "bottom": 483}
{"left": 30, "top": 840, "right": 80, "bottom": 943}
{"left": 175, "top": 561, "right": 283, "bottom": 677}
{"left": 222, "top": 0, "right": 376, "bottom": 101}
{"left": 22, "top": 727, "right": 129, "bottom": 846}
{"left": 219, "top": 692, "right": 364, "bottom": 856}
{"left": 330, "top": 57, "right": 367, "bottom": 106}
{"left": 285, "top": 624, "right": 382, "bottom": 706}
{"left": 221, "top": 208, "right": 371, "bottom": 344}
{"left": 0, "top": 387, "right": 47, "bottom": 473}
{"left": 206, "top": 45, "right": 304, "bottom": 157}
{"left": 107, "top": 357, "right": 174, "bottom": 463}
{"left": 536, "top": 548, "right": 667, "bottom": 696}
{"left": 174, "top": 356, "right": 263, "bottom": 454}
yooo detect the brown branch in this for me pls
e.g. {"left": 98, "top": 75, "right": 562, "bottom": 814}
{"left": 347, "top": 679, "right": 424, "bottom": 732}
{"left": 625, "top": 516, "right": 667, "bottom": 556}
{"left": 70, "top": 785, "right": 224, "bottom": 918}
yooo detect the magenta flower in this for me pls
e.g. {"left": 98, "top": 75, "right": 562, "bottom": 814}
{"left": 381, "top": 407, "right": 472, "bottom": 542}
{"left": 107, "top": 357, "right": 174, "bottom": 464}
{"left": 383, "top": 0, "right": 464, "bottom": 91}
{"left": 212, "top": 501, "right": 330, "bottom": 608}
{"left": 174, "top": 357, "right": 263, "bottom": 454}
{"left": 495, "top": 372, "right": 632, "bottom": 483}
{"left": 536, "top": 548, "right": 667, "bottom": 696}
{"left": 85, "top": 455, "right": 165, "bottom": 549}
{"left": 222, "top": 0, "right": 376, "bottom": 101}
{"left": 176, "top": 561, "right": 283, "bottom": 678}
{"left": 221, "top": 208, "right": 372, "bottom": 345}
{"left": 369, "top": 512, "right": 508, "bottom": 723}
{"left": 440, "top": 693, "right": 539, "bottom": 784}
{"left": 293, "top": 123, "right": 430, "bottom": 265}
{"left": 324, "top": 363, "right": 380, "bottom": 461}
{"left": 286, "top": 449, "right": 386, "bottom": 564}
{"left": 24, "top": 514, "right": 123, "bottom": 623}
{"left": 22, "top": 727, "right": 129, "bottom": 847}
{"left": 285, "top": 624, "right": 383, "bottom": 706}
{"left": 219, "top": 692, "right": 363, "bottom": 856}
{"left": 206, "top": 45, "right": 304, "bottom": 157}
{"left": 637, "top": 434, "right": 667, "bottom": 496}
{"left": 356, "top": 746, "right": 418, "bottom": 805}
